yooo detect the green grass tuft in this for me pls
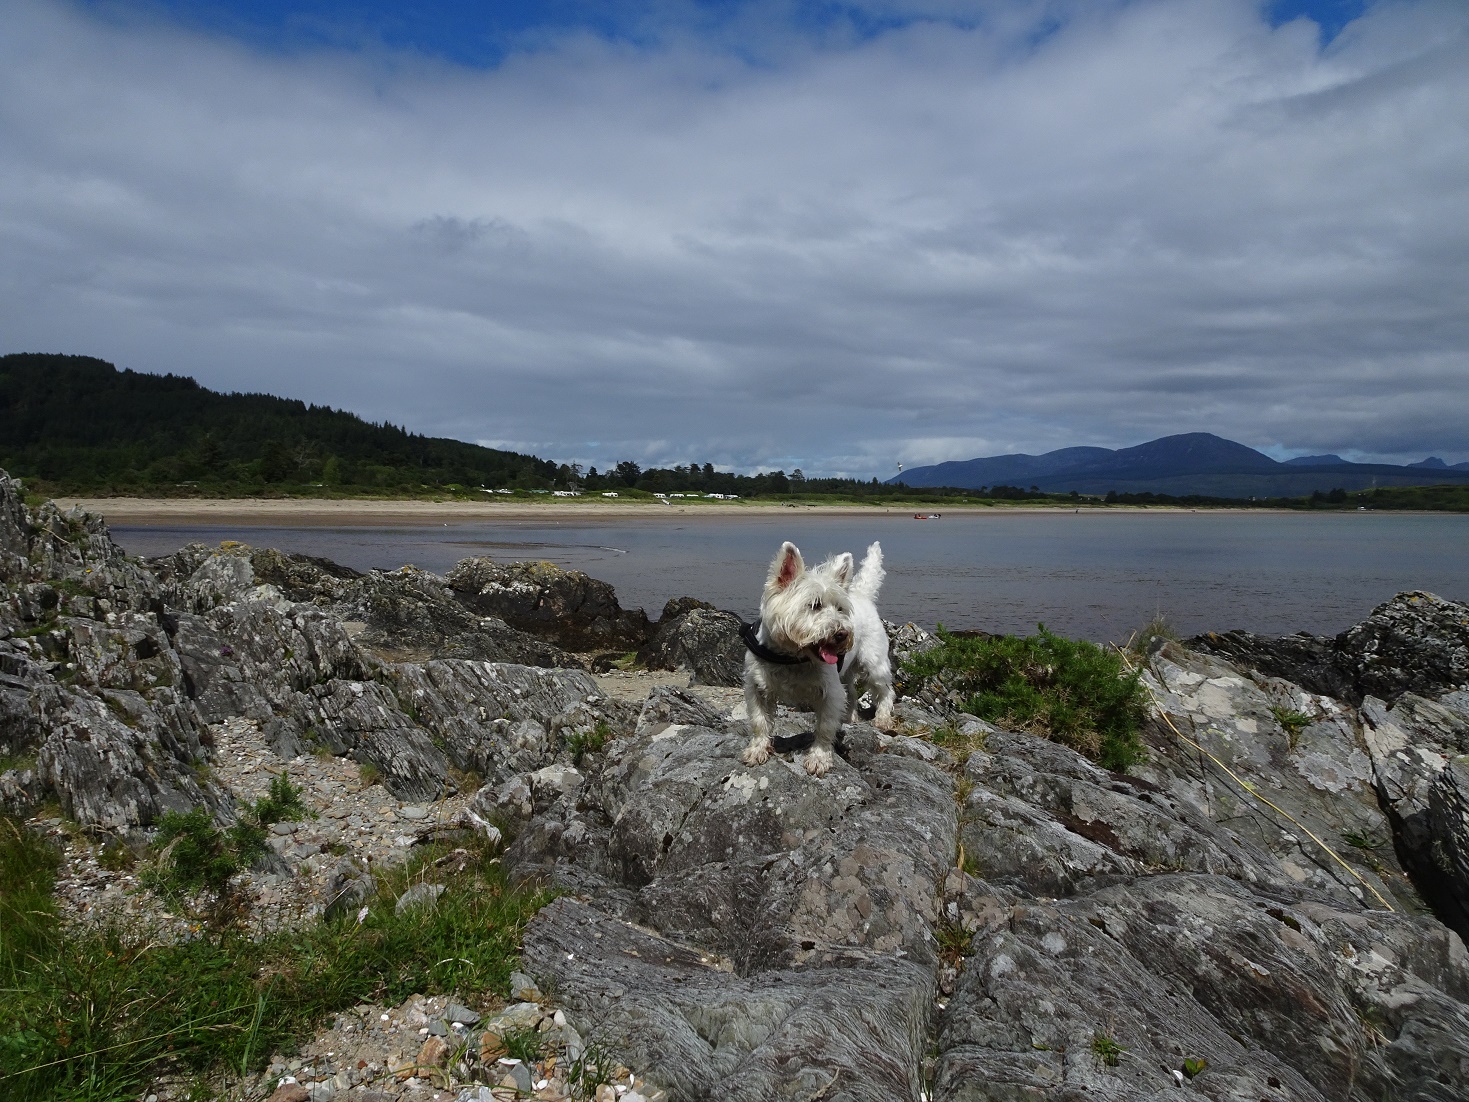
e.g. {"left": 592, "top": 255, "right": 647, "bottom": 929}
{"left": 566, "top": 720, "right": 614, "bottom": 766}
{"left": 900, "top": 626, "right": 1148, "bottom": 771}
{"left": 1270, "top": 706, "right": 1313, "bottom": 752}
{"left": 0, "top": 815, "right": 551, "bottom": 1102}
{"left": 1126, "top": 612, "right": 1177, "bottom": 654}
{"left": 1090, "top": 1032, "right": 1126, "bottom": 1068}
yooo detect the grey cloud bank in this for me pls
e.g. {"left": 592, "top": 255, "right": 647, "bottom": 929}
{"left": 1, "top": 0, "right": 1467, "bottom": 477}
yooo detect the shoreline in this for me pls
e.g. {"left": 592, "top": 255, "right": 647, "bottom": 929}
{"left": 55, "top": 496, "right": 1282, "bottom": 527}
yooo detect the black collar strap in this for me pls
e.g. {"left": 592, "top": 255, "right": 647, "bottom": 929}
{"left": 740, "top": 620, "right": 844, "bottom": 671}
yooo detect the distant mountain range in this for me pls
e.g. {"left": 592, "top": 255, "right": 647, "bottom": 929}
{"left": 892, "top": 433, "right": 1469, "bottom": 499}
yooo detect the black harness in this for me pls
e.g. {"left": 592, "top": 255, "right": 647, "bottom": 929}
{"left": 739, "top": 619, "right": 845, "bottom": 672}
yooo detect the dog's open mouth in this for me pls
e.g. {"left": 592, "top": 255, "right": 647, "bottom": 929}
{"left": 814, "top": 640, "right": 845, "bottom": 665}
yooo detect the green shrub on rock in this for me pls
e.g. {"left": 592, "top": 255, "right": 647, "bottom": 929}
{"left": 141, "top": 805, "right": 256, "bottom": 903}
{"left": 899, "top": 626, "right": 1148, "bottom": 771}
{"left": 140, "top": 773, "right": 310, "bottom": 916}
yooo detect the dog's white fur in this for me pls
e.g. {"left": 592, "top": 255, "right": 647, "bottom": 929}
{"left": 741, "top": 540, "right": 896, "bottom": 777}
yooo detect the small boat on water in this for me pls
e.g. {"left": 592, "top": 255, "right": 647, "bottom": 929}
{"left": 912, "top": 512, "right": 943, "bottom": 520}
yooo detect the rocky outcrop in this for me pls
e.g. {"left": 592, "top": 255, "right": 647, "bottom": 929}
{"left": 1192, "top": 590, "right": 1469, "bottom": 706}
{"left": 446, "top": 557, "right": 652, "bottom": 653}
{"left": 635, "top": 597, "right": 745, "bottom": 686}
{"left": 34, "top": 688, "right": 219, "bottom": 832}
{"left": 939, "top": 871, "right": 1469, "bottom": 1102}
{"left": 498, "top": 651, "right": 1469, "bottom": 1100}
{"left": 524, "top": 897, "right": 936, "bottom": 1102}
{"left": 334, "top": 563, "right": 583, "bottom": 669}
{"left": 1138, "top": 641, "right": 1418, "bottom": 911}
{"left": 4, "top": 471, "right": 1469, "bottom": 1101}
{"left": 505, "top": 689, "right": 955, "bottom": 1100}
{"left": 0, "top": 474, "right": 633, "bottom": 826}
{"left": 157, "top": 542, "right": 588, "bottom": 670}
{"left": 248, "top": 546, "right": 363, "bottom": 606}
{"left": 0, "top": 475, "right": 219, "bottom": 832}
{"left": 381, "top": 659, "right": 638, "bottom": 792}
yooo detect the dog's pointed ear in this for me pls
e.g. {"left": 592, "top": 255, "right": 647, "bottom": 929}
{"left": 768, "top": 542, "right": 804, "bottom": 590}
{"left": 831, "top": 552, "right": 854, "bottom": 587}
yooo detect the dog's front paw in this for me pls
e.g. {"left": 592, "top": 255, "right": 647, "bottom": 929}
{"left": 872, "top": 713, "right": 900, "bottom": 733}
{"left": 803, "top": 746, "right": 834, "bottom": 776}
{"left": 741, "top": 738, "right": 773, "bottom": 766}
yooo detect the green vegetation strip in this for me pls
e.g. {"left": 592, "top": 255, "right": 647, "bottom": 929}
{"left": 0, "top": 816, "right": 552, "bottom": 1102}
{"left": 899, "top": 626, "right": 1148, "bottom": 771}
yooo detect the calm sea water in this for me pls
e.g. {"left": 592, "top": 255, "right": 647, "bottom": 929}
{"left": 110, "top": 512, "right": 1469, "bottom": 643}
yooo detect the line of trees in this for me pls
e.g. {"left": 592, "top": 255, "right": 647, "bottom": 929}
{"left": 550, "top": 461, "right": 1055, "bottom": 501}
{"left": 0, "top": 354, "right": 557, "bottom": 493}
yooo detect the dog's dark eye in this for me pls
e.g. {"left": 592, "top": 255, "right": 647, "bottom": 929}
{"left": 810, "top": 600, "right": 822, "bottom": 611}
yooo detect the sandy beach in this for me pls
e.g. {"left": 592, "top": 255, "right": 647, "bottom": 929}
{"left": 54, "top": 496, "right": 1141, "bottom": 526}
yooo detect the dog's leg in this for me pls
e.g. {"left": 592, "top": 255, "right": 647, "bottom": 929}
{"left": 841, "top": 666, "right": 861, "bottom": 724}
{"left": 741, "top": 676, "right": 776, "bottom": 766}
{"left": 870, "top": 666, "right": 898, "bottom": 731}
{"left": 803, "top": 675, "right": 845, "bottom": 776}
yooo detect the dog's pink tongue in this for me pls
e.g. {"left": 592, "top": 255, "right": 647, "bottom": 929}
{"left": 817, "top": 645, "right": 840, "bottom": 664}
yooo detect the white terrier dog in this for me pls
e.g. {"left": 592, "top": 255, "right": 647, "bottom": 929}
{"left": 740, "top": 540, "right": 897, "bottom": 776}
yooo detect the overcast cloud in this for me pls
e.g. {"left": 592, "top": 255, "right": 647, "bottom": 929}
{"left": 2, "top": 0, "right": 1467, "bottom": 476}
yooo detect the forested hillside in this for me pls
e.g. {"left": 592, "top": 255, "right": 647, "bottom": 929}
{"left": 0, "top": 353, "right": 557, "bottom": 494}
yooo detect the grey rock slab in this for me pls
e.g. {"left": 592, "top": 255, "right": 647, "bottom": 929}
{"left": 964, "top": 732, "right": 1294, "bottom": 897}
{"left": 432, "top": 615, "right": 584, "bottom": 670}
{"left": 172, "top": 596, "right": 372, "bottom": 726}
{"left": 249, "top": 546, "right": 361, "bottom": 607}
{"left": 472, "top": 773, "right": 534, "bottom": 827}
{"left": 634, "top": 685, "right": 728, "bottom": 737}
{"left": 338, "top": 563, "right": 585, "bottom": 668}
{"left": 509, "top": 1062, "right": 533, "bottom": 1093}
{"left": 510, "top": 718, "right": 956, "bottom": 972}
{"left": 381, "top": 659, "right": 637, "bottom": 786}
{"left": 936, "top": 886, "right": 1328, "bottom": 1101}
{"left": 482, "top": 1002, "right": 544, "bottom": 1034}
{"left": 54, "top": 611, "right": 186, "bottom": 696}
{"left": 296, "top": 679, "right": 449, "bottom": 802}
{"left": 0, "top": 478, "right": 159, "bottom": 613}
{"left": 1362, "top": 694, "right": 1469, "bottom": 939}
{"left": 34, "top": 687, "right": 222, "bottom": 832}
{"left": 0, "top": 640, "right": 59, "bottom": 758}
{"left": 444, "top": 1002, "right": 479, "bottom": 1025}
{"left": 1139, "top": 643, "right": 1414, "bottom": 910}
{"left": 886, "top": 619, "right": 939, "bottom": 667}
{"left": 323, "top": 856, "right": 377, "bottom": 921}
{"left": 1188, "top": 626, "right": 1359, "bottom": 703}
{"left": 332, "top": 565, "right": 477, "bottom": 657}
{"left": 523, "top": 897, "right": 934, "bottom": 1102}
{"left": 940, "top": 871, "right": 1469, "bottom": 1102}
{"left": 179, "top": 551, "right": 257, "bottom": 612}
{"left": 508, "top": 971, "right": 543, "bottom": 1003}
{"left": 1340, "top": 591, "right": 1469, "bottom": 705}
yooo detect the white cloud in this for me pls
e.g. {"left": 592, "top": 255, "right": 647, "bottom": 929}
{"left": 2, "top": 0, "right": 1467, "bottom": 474}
